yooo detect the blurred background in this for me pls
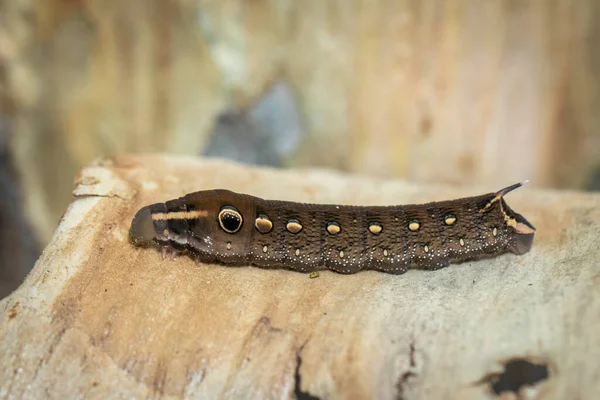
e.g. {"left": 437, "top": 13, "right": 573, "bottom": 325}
{"left": 0, "top": 0, "right": 599, "bottom": 298}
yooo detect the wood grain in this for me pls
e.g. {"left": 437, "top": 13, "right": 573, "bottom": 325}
{"left": 0, "top": 154, "right": 598, "bottom": 399}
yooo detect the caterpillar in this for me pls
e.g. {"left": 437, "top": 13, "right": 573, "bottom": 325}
{"left": 129, "top": 182, "right": 535, "bottom": 274}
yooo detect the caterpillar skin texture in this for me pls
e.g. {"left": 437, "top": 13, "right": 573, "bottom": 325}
{"left": 129, "top": 182, "right": 535, "bottom": 274}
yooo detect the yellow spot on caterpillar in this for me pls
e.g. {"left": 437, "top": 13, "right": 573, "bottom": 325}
{"left": 151, "top": 210, "right": 208, "bottom": 220}
{"left": 226, "top": 242, "right": 232, "bottom": 250}
{"left": 286, "top": 219, "right": 303, "bottom": 234}
{"left": 408, "top": 220, "right": 420, "bottom": 231}
{"left": 493, "top": 227, "right": 498, "bottom": 237}
{"left": 262, "top": 245, "right": 268, "bottom": 253}
{"left": 255, "top": 214, "right": 273, "bottom": 233}
{"left": 295, "top": 249, "right": 300, "bottom": 256}
{"left": 383, "top": 249, "right": 388, "bottom": 257}
{"left": 368, "top": 222, "right": 383, "bottom": 234}
{"left": 459, "top": 238, "right": 465, "bottom": 246}
{"left": 444, "top": 215, "right": 457, "bottom": 225}
{"left": 310, "top": 272, "right": 320, "bottom": 279}
{"left": 339, "top": 250, "right": 345, "bottom": 258}
{"left": 327, "top": 222, "right": 341, "bottom": 235}
{"left": 424, "top": 245, "right": 429, "bottom": 253}
{"left": 163, "top": 229, "right": 168, "bottom": 237}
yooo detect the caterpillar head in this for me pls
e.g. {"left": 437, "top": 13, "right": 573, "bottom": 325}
{"left": 129, "top": 205, "right": 157, "bottom": 247}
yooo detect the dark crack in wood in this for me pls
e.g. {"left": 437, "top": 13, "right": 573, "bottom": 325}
{"left": 294, "top": 342, "right": 320, "bottom": 400}
{"left": 396, "top": 340, "right": 417, "bottom": 400}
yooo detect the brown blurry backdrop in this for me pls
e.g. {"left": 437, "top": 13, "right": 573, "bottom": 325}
{"left": 1, "top": 0, "right": 599, "bottom": 298}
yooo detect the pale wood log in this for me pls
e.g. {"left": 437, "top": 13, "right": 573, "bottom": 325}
{"left": 0, "top": 154, "right": 598, "bottom": 399}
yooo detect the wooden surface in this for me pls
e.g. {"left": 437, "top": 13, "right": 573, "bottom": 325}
{"left": 2, "top": 0, "right": 600, "bottom": 248}
{"left": 0, "top": 154, "right": 599, "bottom": 399}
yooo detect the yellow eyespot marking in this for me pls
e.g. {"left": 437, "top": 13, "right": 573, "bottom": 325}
{"left": 383, "top": 249, "right": 389, "bottom": 257}
{"left": 368, "top": 222, "right": 383, "bottom": 235}
{"left": 255, "top": 214, "right": 273, "bottom": 234}
{"left": 151, "top": 210, "right": 209, "bottom": 220}
{"left": 286, "top": 219, "right": 303, "bottom": 234}
{"left": 444, "top": 214, "right": 457, "bottom": 225}
{"left": 163, "top": 229, "right": 169, "bottom": 237}
{"left": 408, "top": 220, "right": 421, "bottom": 232}
{"left": 226, "top": 242, "right": 232, "bottom": 250}
{"left": 339, "top": 250, "right": 345, "bottom": 258}
{"left": 218, "top": 206, "right": 243, "bottom": 234}
{"left": 295, "top": 249, "right": 300, "bottom": 256}
{"left": 262, "top": 245, "right": 268, "bottom": 253}
{"left": 327, "top": 222, "right": 341, "bottom": 235}
{"left": 493, "top": 227, "right": 498, "bottom": 237}
{"left": 459, "top": 238, "right": 465, "bottom": 246}
{"left": 310, "top": 271, "right": 320, "bottom": 279}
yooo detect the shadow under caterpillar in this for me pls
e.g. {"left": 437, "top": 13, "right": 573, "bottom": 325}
{"left": 129, "top": 182, "right": 535, "bottom": 274}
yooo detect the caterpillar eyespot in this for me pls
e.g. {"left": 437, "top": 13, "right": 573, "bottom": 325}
{"left": 129, "top": 182, "right": 535, "bottom": 275}
{"left": 218, "top": 206, "right": 243, "bottom": 234}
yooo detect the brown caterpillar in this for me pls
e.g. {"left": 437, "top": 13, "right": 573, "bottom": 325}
{"left": 129, "top": 182, "right": 535, "bottom": 274}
